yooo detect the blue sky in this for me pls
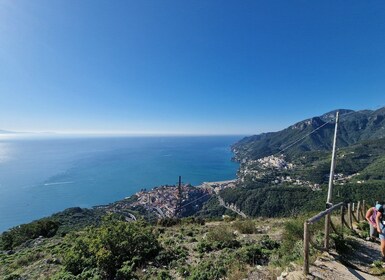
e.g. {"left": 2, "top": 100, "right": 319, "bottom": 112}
{"left": 1, "top": 0, "right": 385, "bottom": 135}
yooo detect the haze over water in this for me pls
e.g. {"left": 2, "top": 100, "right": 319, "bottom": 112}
{"left": 0, "top": 136, "right": 240, "bottom": 232}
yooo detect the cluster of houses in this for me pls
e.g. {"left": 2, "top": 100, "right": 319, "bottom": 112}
{"left": 98, "top": 180, "right": 239, "bottom": 220}
{"left": 132, "top": 184, "right": 214, "bottom": 218}
{"left": 256, "top": 155, "right": 294, "bottom": 169}
{"left": 271, "top": 175, "right": 321, "bottom": 190}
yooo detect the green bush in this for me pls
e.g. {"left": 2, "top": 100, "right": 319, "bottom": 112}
{"left": 196, "top": 240, "right": 213, "bottom": 253}
{"left": 234, "top": 244, "right": 266, "bottom": 265}
{"left": 188, "top": 259, "right": 227, "bottom": 280}
{"left": 196, "top": 227, "right": 240, "bottom": 253}
{"left": 155, "top": 245, "right": 187, "bottom": 266}
{"left": 75, "top": 268, "right": 102, "bottom": 280}
{"left": 4, "top": 274, "right": 22, "bottom": 280}
{"left": 356, "top": 221, "right": 369, "bottom": 231}
{"left": 206, "top": 226, "right": 238, "bottom": 247}
{"left": 181, "top": 217, "right": 205, "bottom": 225}
{"left": 177, "top": 265, "right": 191, "bottom": 277}
{"left": 51, "top": 271, "right": 77, "bottom": 280}
{"left": 63, "top": 219, "right": 160, "bottom": 279}
{"left": 373, "top": 260, "right": 383, "bottom": 268}
{"left": 233, "top": 219, "right": 256, "bottom": 234}
{"left": 185, "top": 229, "right": 194, "bottom": 237}
{"left": 116, "top": 262, "right": 136, "bottom": 280}
{"left": 187, "top": 252, "right": 247, "bottom": 280}
{"left": 157, "top": 218, "right": 180, "bottom": 227}
{"left": 206, "top": 226, "right": 229, "bottom": 242}
{"left": 157, "top": 270, "right": 172, "bottom": 280}
{"left": 14, "top": 251, "right": 44, "bottom": 267}
{"left": 281, "top": 218, "right": 304, "bottom": 251}
{"left": 0, "top": 219, "right": 59, "bottom": 250}
{"left": 273, "top": 217, "right": 308, "bottom": 265}
{"left": 259, "top": 235, "right": 280, "bottom": 250}
{"left": 0, "top": 232, "right": 13, "bottom": 251}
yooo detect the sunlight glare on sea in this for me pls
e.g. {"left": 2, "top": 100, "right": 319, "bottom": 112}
{"left": 0, "top": 142, "right": 12, "bottom": 164}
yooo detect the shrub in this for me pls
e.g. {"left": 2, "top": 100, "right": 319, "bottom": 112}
{"left": 188, "top": 252, "right": 246, "bottom": 280}
{"left": 281, "top": 218, "right": 304, "bottom": 250}
{"left": 272, "top": 216, "right": 309, "bottom": 265}
{"left": 373, "top": 260, "right": 383, "bottom": 268}
{"left": 4, "top": 274, "right": 22, "bottom": 280}
{"left": 0, "top": 219, "right": 59, "bottom": 250}
{"left": 77, "top": 268, "right": 102, "bottom": 280}
{"left": 188, "top": 259, "right": 227, "bottom": 280}
{"left": 185, "top": 229, "right": 194, "bottom": 237}
{"left": 15, "top": 251, "right": 44, "bottom": 267}
{"left": 157, "top": 270, "right": 172, "bottom": 280}
{"left": 157, "top": 218, "right": 180, "bottom": 227}
{"left": 64, "top": 219, "right": 160, "bottom": 279}
{"left": 259, "top": 235, "right": 280, "bottom": 250}
{"left": 196, "top": 240, "right": 213, "bottom": 253}
{"left": 206, "top": 226, "right": 238, "bottom": 248}
{"left": 177, "top": 265, "right": 191, "bottom": 277}
{"left": 181, "top": 217, "right": 205, "bottom": 225}
{"left": 116, "top": 262, "right": 136, "bottom": 280}
{"left": 196, "top": 227, "right": 240, "bottom": 253}
{"left": 155, "top": 246, "right": 187, "bottom": 266}
{"left": 211, "top": 227, "right": 239, "bottom": 249}
{"left": 233, "top": 219, "right": 256, "bottom": 234}
{"left": 51, "top": 271, "right": 77, "bottom": 280}
{"left": 223, "top": 215, "right": 236, "bottom": 222}
{"left": 234, "top": 244, "right": 266, "bottom": 265}
{"left": 356, "top": 221, "right": 369, "bottom": 231}
{"left": 0, "top": 232, "right": 13, "bottom": 251}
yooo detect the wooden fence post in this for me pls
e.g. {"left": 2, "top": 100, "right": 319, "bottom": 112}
{"left": 324, "top": 213, "right": 331, "bottom": 250}
{"left": 340, "top": 205, "right": 344, "bottom": 238}
{"left": 304, "top": 221, "right": 310, "bottom": 275}
{"left": 357, "top": 201, "right": 361, "bottom": 221}
{"left": 352, "top": 202, "right": 355, "bottom": 212}
{"left": 362, "top": 200, "right": 366, "bottom": 219}
{"left": 348, "top": 203, "right": 353, "bottom": 229}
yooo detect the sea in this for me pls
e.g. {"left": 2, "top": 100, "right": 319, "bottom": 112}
{"left": 0, "top": 135, "right": 241, "bottom": 232}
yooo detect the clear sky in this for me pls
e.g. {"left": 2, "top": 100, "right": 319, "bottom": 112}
{"left": 1, "top": 0, "right": 385, "bottom": 135}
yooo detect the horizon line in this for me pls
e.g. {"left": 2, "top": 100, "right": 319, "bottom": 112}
{"left": 0, "top": 130, "right": 251, "bottom": 138}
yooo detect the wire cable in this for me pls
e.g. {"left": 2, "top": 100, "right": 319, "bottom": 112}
{"left": 177, "top": 192, "right": 211, "bottom": 210}
{"left": 274, "top": 110, "right": 365, "bottom": 156}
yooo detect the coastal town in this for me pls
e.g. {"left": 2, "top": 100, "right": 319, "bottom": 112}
{"left": 237, "top": 155, "right": 295, "bottom": 179}
{"left": 237, "top": 155, "right": 357, "bottom": 191}
{"left": 100, "top": 178, "right": 238, "bottom": 220}
{"left": 100, "top": 153, "right": 363, "bottom": 221}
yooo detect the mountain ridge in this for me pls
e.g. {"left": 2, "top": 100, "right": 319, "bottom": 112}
{"left": 232, "top": 106, "right": 385, "bottom": 161}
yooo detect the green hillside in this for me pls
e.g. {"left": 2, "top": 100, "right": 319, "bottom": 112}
{"left": 1, "top": 106, "right": 385, "bottom": 279}
{"left": 232, "top": 107, "right": 385, "bottom": 161}
{"left": 358, "top": 156, "right": 385, "bottom": 181}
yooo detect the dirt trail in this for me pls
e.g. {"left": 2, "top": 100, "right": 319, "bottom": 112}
{"left": 308, "top": 250, "right": 380, "bottom": 280}
{"left": 285, "top": 236, "right": 383, "bottom": 280}
{"left": 341, "top": 236, "right": 382, "bottom": 273}
{"left": 250, "top": 235, "right": 384, "bottom": 280}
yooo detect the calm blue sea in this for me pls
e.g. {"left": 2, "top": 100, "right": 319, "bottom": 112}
{"left": 0, "top": 136, "right": 241, "bottom": 232}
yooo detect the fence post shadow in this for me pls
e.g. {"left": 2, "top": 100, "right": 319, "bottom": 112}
{"left": 303, "top": 200, "right": 366, "bottom": 276}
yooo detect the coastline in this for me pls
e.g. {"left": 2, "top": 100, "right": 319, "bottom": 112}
{"left": 0, "top": 178, "right": 239, "bottom": 234}
{"left": 100, "top": 178, "right": 239, "bottom": 220}
{"left": 0, "top": 135, "right": 240, "bottom": 233}
{"left": 196, "top": 179, "right": 237, "bottom": 190}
